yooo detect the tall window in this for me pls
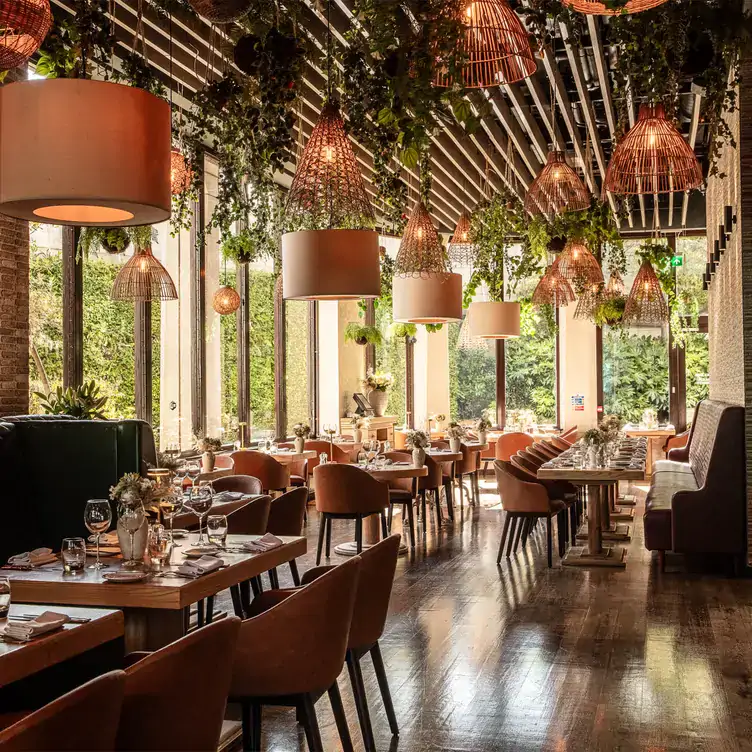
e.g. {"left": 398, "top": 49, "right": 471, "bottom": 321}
{"left": 249, "top": 262, "right": 276, "bottom": 442}
{"left": 220, "top": 261, "right": 238, "bottom": 436}
{"left": 374, "top": 302, "right": 406, "bottom": 424}
{"left": 285, "top": 300, "right": 311, "bottom": 433}
{"left": 448, "top": 314, "right": 496, "bottom": 422}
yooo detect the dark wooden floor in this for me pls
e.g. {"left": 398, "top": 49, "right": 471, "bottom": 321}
{"left": 236, "top": 478, "right": 752, "bottom": 751}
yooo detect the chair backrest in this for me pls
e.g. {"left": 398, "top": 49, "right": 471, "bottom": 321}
{"left": 541, "top": 439, "right": 562, "bottom": 456}
{"left": 455, "top": 444, "right": 477, "bottom": 475}
{"left": 214, "top": 454, "right": 234, "bottom": 470}
{"left": 493, "top": 460, "right": 550, "bottom": 514}
{"left": 266, "top": 487, "right": 308, "bottom": 537}
{"left": 213, "top": 474, "right": 263, "bottom": 496}
{"left": 527, "top": 445, "right": 551, "bottom": 464}
{"left": 511, "top": 451, "right": 541, "bottom": 478}
{"left": 560, "top": 425, "right": 578, "bottom": 442}
{"left": 313, "top": 463, "right": 389, "bottom": 515}
{"left": 517, "top": 448, "right": 543, "bottom": 469}
{"left": 304, "top": 440, "right": 351, "bottom": 468}
{"left": 231, "top": 556, "right": 361, "bottom": 697}
{"left": 534, "top": 442, "right": 558, "bottom": 460}
{"left": 418, "top": 453, "right": 443, "bottom": 491}
{"left": 348, "top": 535, "right": 401, "bottom": 650}
{"left": 0, "top": 671, "right": 125, "bottom": 751}
{"left": 117, "top": 618, "right": 241, "bottom": 752}
{"left": 230, "top": 451, "right": 289, "bottom": 492}
{"left": 382, "top": 451, "right": 414, "bottom": 493}
{"left": 550, "top": 436, "right": 572, "bottom": 452}
{"left": 495, "top": 432, "right": 534, "bottom": 461}
{"left": 227, "top": 495, "right": 273, "bottom": 535}
{"left": 689, "top": 400, "right": 745, "bottom": 488}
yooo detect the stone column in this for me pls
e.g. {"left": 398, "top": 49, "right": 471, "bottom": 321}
{"left": 558, "top": 303, "right": 598, "bottom": 432}
{"left": 413, "top": 325, "right": 450, "bottom": 432}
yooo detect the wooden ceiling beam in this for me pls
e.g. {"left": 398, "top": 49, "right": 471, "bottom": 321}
{"left": 503, "top": 83, "right": 549, "bottom": 164}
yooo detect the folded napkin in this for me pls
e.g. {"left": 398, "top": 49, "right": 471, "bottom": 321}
{"left": 1, "top": 611, "right": 69, "bottom": 642}
{"left": 177, "top": 555, "right": 225, "bottom": 577}
{"left": 242, "top": 533, "right": 284, "bottom": 553}
{"left": 213, "top": 491, "right": 245, "bottom": 503}
{"left": 8, "top": 548, "right": 57, "bottom": 568}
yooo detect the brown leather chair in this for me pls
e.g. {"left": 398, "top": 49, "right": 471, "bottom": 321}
{"left": 455, "top": 444, "right": 480, "bottom": 506}
{"left": 417, "top": 453, "right": 448, "bottom": 529}
{"left": 213, "top": 474, "right": 263, "bottom": 495}
{"left": 533, "top": 441, "right": 558, "bottom": 460}
{"left": 527, "top": 444, "right": 552, "bottom": 464}
{"left": 560, "top": 425, "right": 578, "bottom": 442}
{"left": 550, "top": 436, "right": 573, "bottom": 452}
{"left": 266, "top": 486, "right": 308, "bottom": 587}
{"left": 495, "top": 432, "right": 534, "bottom": 461}
{"left": 229, "top": 557, "right": 361, "bottom": 751}
{"left": 116, "top": 618, "right": 241, "bottom": 751}
{"left": 305, "top": 439, "right": 352, "bottom": 467}
{"left": 214, "top": 454, "right": 234, "bottom": 471}
{"left": 230, "top": 451, "right": 289, "bottom": 494}
{"left": 313, "top": 463, "right": 389, "bottom": 564}
{"left": 494, "top": 460, "right": 567, "bottom": 568}
{"left": 541, "top": 438, "right": 564, "bottom": 456}
{"left": 277, "top": 442, "right": 309, "bottom": 489}
{"left": 0, "top": 671, "right": 125, "bottom": 751}
{"left": 431, "top": 440, "right": 458, "bottom": 508}
{"left": 382, "top": 451, "right": 418, "bottom": 548}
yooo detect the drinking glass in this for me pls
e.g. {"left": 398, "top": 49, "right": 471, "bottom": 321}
{"left": 0, "top": 576, "right": 10, "bottom": 619}
{"left": 61, "top": 537, "right": 86, "bottom": 573}
{"left": 357, "top": 450, "right": 367, "bottom": 466}
{"left": 184, "top": 463, "right": 201, "bottom": 488}
{"left": 147, "top": 524, "right": 172, "bottom": 571}
{"left": 382, "top": 440, "right": 391, "bottom": 454}
{"left": 120, "top": 503, "right": 146, "bottom": 569}
{"left": 84, "top": 499, "right": 112, "bottom": 570}
{"left": 207, "top": 515, "right": 228, "bottom": 548}
{"left": 159, "top": 491, "right": 184, "bottom": 548}
{"left": 187, "top": 483, "right": 214, "bottom": 546}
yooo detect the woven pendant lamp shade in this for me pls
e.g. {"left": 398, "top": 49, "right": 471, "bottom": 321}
{"left": 623, "top": 259, "right": 668, "bottom": 325}
{"left": 531, "top": 263, "right": 575, "bottom": 307}
{"left": 395, "top": 201, "right": 446, "bottom": 277}
{"left": 187, "top": 0, "right": 251, "bottom": 22}
{"left": 525, "top": 150, "right": 590, "bottom": 217}
{"left": 605, "top": 104, "right": 703, "bottom": 196}
{"left": 213, "top": 285, "right": 241, "bottom": 315}
{"left": 603, "top": 271, "right": 625, "bottom": 298}
{"left": 0, "top": 0, "right": 51, "bottom": 71}
{"left": 170, "top": 149, "right": 192, "bottom": 196}
{"left": 562, "top": 0, "right": 667, "bottom": 14}
{"left": 458, "top": 312, "right": 488, "bottom": 351}
{"left": 111, "top": 247, "right": 178, "bottom": 302}
{"left": 435, "top": 0, "right": 536, "bottom": 87}
{"left": 574, "top": 282, "right": 604, "bottom": 320}
{"left": 447, "top": 212, "right": 477, "bottom": 267}
{"left": 556, "top": 241, "right": 604, "bottom": 286}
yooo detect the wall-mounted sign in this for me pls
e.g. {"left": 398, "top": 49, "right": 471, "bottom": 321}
{"left": 571, "top": 394, "right": 585, "bottom": 412}
{"left": 670, "top": 255, "right": 683, "bottom": 267}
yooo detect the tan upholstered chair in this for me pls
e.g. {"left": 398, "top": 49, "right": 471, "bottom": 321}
{"left": 266, "top": 487, "right": 308, "bottom": 586}
{"left": 495, "top": 432, "right": 534, "bottom": 461}
{"left": 230, "top": 451, "right": 289, "bottom": 493}
{"left": 213, "top": 474, "right": 263, "bottom": 495}
{"left": 214, "top": 454, "right": 234, "bottom": 470}
{"left": 551, "top": 436, "right": 573, "bottom": 452}
{"left": 454, "top": 444, "right": 480, "bottom": 505}
{"left": 383, "top": 450, "right": 417, "bottom": 547}
{"left": 417, "top": 453, "right": 448, "bottom": 529}
{"left": 116, "top": 618, "right": 241, "bottom": 751}
{"left": 313, "top": 463, "right": 389, "bottom": 564}
{"left": 0, "top": 671, "right": 125, "bottom": 752}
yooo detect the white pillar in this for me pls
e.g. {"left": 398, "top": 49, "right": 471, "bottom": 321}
{"left": 413, "top": 325, "right": 450, "bottom": 432}
{"left": 558, "top": 304, "right": 598, "bottom": 431}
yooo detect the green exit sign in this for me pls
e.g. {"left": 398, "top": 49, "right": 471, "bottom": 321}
{"left": 670, "top": 255, "right": 683, "bottom": 267}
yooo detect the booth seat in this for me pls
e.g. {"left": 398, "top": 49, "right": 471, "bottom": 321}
{"left": 0, "top": 415, "right": 156, "bottom": 562}
{"left": 643, "top": 400, "right": 745, "bottom": 570}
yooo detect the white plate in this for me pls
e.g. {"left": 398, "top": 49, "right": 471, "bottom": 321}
{"left": 170, "top": 529, "right": 189, "bottom": 539}
{"left": 102, "top": 571, "right": 151, "bottom": 583}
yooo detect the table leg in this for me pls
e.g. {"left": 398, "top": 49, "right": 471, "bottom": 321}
{"left": 611, "top": 482, "right": 635, "bottom": 521}
{"left": 123, "top": 608, "right": 185, "bottom": 652}
{"left": 588, "top": 484, "right": 603, "bottom": 556}
{"left": 334, "top": 513, "right": 382, "bottom": 557}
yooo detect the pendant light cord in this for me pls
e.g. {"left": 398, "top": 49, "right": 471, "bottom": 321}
{"left": 326, "top": 0, "right": 332, "bottom": 100}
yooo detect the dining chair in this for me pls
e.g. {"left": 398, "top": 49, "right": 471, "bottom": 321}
{"left": 431, "top": 440, "right": 458, "bottom": 510}
{"left": 213, "top": 474, "right": 263, "bottom": 496}
{"left": 454, "top": 444, "right": 480, "bottom": 506}
{"left": 266, "top": 486, "right": 308, "bottom": 587}
{"left": 116, "top": 618, "right": 241, "bottom": 751}
{"left": 560, "top": 425, "right": 578, "bottom": 442}
{"left": 382, "top": 450, "right": 417, "bottom": 547}
{"left": 0, "top": 671, "right": 125, "bottom": 751}
{"left": 479, "top": 439, "right": 496, "bottom": 476}
{"left": 229, "top": 557, "right": 361, "bottom": 752}
{"left": 313, "top": 463, "right": 389, "bottom": 564}
{"left": 533, "top": 441, "right": 559, "bottom": 460}
{"left": 277, "top": 442, "right": 309, "bottom": 490}
{"left": 417, "top": 453, "right": 448, "bottom": 529}
{"left": 494, "top": 460, "right": 567, "bottom": 568}
{"left": 230, "top": 451, "right": 289, "bottom": 494}
{"left": 214, "top": 454, "right": 235, "bottom": 471}
{"left": 550, "top": 436, "right": 573, "bottom": 452}
{"left": 527, "top": 444, "right": 551, "bottom": 464}
{"left": 495, "top": 432, "right": 535, "bottom": 462}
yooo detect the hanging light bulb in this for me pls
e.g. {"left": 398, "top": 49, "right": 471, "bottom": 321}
{"left": 605, "top": 104, "right": 703, "bottom": 196}
{"left": 435, "top": 0, "right": 535, "bottom": 88}
{"left": 623, "top": 259, "right": 669, "bottom": 325}
{"left": 603, "top": 271, "right": 625, "bottom": 299}
{"left": 111, "top": 246, "right": 178, "bottom": 302}
{"left": 561, "top": 0, "right": 667, "bottom": 14}
{"left": 556, "top": 241, "right": 604, "bottom": 287}
{"left": 525, "top": 150, "right": 590, "bottom": 217}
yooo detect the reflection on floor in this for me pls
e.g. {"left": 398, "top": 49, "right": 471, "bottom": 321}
{"left": 239, "top": 477, "right": 752, "bottom": 751}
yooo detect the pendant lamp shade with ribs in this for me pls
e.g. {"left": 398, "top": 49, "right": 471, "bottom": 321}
{"left": 435, "top": 0, "right": 536, "bottom": 87}
{"left": 392, "top": 201, "right": 462, "bottom": 324}
{"left": 282, "top": 100, "right": 379, "bottom": 300}
{"left": 110, "top": 246, "right": 177, "bottom": 303}
{"left": 574, "top": 282, "right": 603, "bottom": 320}
{"left": 531, "top": 262, "right": 575, "bottom": 307}
{"left": 0, "top": 79, "right": 171, "bottom": 226}
{"left": 604, "top": 271, "right": 625, "bottom": 298}
{"left": 0, "top": 0, "right": 51, "bottom": 71}
{"left": 623, "top": 259, "right": 669, "bottom": 325}
{"left": 556, "top": 241, "right": 604, "bottom": 287}
{"left": 213, "top": 285, "right": 241, "bottom": 315}
{"left": 605, "top": 104, "right": 703, "bottom": 196}
{"left": 468, "top": 301, "right": 520, "bottom": 338}
{"left": 447, "top": 212, "right": 477, "bottom": 268}
{"left": 562, "top": 0, "right": 667, "bottom": 14}
{"left": 525, "top": 150, "right": 590, "bottom": 217}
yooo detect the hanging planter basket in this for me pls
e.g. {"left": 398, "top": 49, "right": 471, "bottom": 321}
{"left": 187, "top": 0, "right": 251, "bottom": 23}
{"left": 100, "top": 229, "right": 131, "bottom": 255}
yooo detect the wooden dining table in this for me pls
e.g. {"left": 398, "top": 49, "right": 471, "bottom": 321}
{"left": 2, "top": 534, "right": 306, "bottom": 651}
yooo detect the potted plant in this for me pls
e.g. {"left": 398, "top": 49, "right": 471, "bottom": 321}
{"left": 344, "top": 322, "right": 383, "bottom": 347}
{"left": 34, "top": 381, "right": 108, "bottom": 419}
{"left": 600, "top": 414, "right": 623, "bottom": 445}
{"left": 195, "top": 435, "right": 223, "bottom": 473}
{"left": 110, "top": 472, "right": 153, "bottom": 566}
{"left": 79, "top": 227, "right": 131, "bottom": 257}
{"left": 434, "top": 413, "right": 446, "bottom": 432}
{"left": 446, "top": 422, "right": 466, "bottom": 453}
{"left": 221, "top": 229, "right": 257, "bottom": 265}
{"left": 582, "top": 428, "right": 606, "bottom": 468}
{"left": 642, "top": 408, "right": 658, "bottom": 429}
{"left": 476, "top": 415, "right": 492, "bottom": 445}
{"left": 363, "top": 370, "right": 393, "bottom": 417}
{"left": 593, "top": 296, "right": 626, "bottom": 328}
{"left": 406, "top": 429, "right": 430, "bottom": 467}
{"left": 389, "top": 322, "right": 417, "bottom": 343}
{"left": 349, "top": 416, "right": 364, "bottom": 444}
{"left": 292, "top": 422, "right": 310, "bottom": 453}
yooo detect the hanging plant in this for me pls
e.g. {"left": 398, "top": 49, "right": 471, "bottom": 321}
{"left": 78, "top": 227, "right": 131, "bottom": 258}
{"left": 345, "top": 322, "right": 384, "bottom": 346}
{"left": 389, "top": 322, "right": 418, "bottom": 342}
{"left": 593, "top": 296, "right": 627, "bottom": 327}
{"left": 424, "top": 323, "right": 443, "bottom": 333}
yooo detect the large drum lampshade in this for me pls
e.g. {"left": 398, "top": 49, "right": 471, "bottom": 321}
{"left": 468, "top": 301, "right": 520, "bottom": 338}
{"left": 392, "top": 273, "right": 463, "bottom": 324}
{"left": 282, "top": 229, "right": 380, "bottom": 300}
{"left": 0, "top": 79, "right": 171, "bottom": 226}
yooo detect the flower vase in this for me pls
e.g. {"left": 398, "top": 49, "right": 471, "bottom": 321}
{"left": 294, "top": 436, "right": 305, "bottom": 454}
{"left": 478, "top": 431, "right": 487, "bottom": 445}
{"left": 449, "top": 438, "right": 462, "bottom": 453}
{"left": 368, "top": 389, "right": 388, "bottom": 417}
{"left": 117, "top": 517, "right": 148, "bottom": 562}
{"left": 353, "top": 428, "right": 362, "bottom": 444}
{"left": 412, "top": 448, "right": 426, "bottom": 467}
{"left": 586, "top": 446, "right": 597, "bottom": 469}
{"left": 201, "top": 451, "right": 215, "bottom": 473}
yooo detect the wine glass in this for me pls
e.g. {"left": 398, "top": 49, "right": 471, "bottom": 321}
{"left": 159, "top": 491, "right": 184, "bottom": 548}
{"left": 84, "top": 499, "right": 112, "bottom": 570}
{"left": 187, "top": 482, "right": 214, "bottom": 546}
{"left": 147, "top": 524, "right": 172, "bottom": 572}
{"left": 357, "top": 450, "right": 368, "bottom": 467}
{"left": 207, "top": 515, "right": 228, "bottom": 548}
{"left": 184, "top": 463, "right": 201, "bottom": 488}
{"left": 120, "top": 502, "right": 145, "bottom": 569}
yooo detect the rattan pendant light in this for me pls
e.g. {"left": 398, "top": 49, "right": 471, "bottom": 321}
{"left": 574, "top": 282, "right": 603, "bottom": 320}
{"left": 213, "top": 256, "right": 240, "bottom": 315}
{"left": 525, "top": 150, "right": 590, "bottom": 217}
{"left": 458, "top": 310, "right": 489, "bottom": 351}
{"left": 447, "top": 212, "right": 477, "bottom": 268}
{"left": 392, "top": 201, "right": 462, "bottom": 323}
{"left": 623, "top": 259, "right": 668, "bottom": 325}
{"left": 0, "top": 0, "right": 51, "bottom": 71}
{"left": 170, "top": 149, "right": 192, "bottom": 196}
{"left": 603, "top": 270, "right": 625, "bottom": 298}
{"left": 562, "top": 0, "right": 667, "bottom": 14}
{"left": 605, "top": 104, "right": 703, "bottom": 196}
{"left": 111, "top": 245, "right": 178, "bottom": 302}
{"left": 435, "top": 0, "right": 536, "bottom": 87}
{"left": 556, "top": 241, "right": 604, "bottom": 286}
{"left": 531, "top": 262, "right": 575, "bottom": 307}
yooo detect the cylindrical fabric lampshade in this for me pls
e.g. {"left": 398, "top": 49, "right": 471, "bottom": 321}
{"left": 468, "top": 301, "right": 521, "bottom": 338}
{"left": 282, "top": 229, "right": 380, "bottom": 300}
{"left": 0, "top": 79, "right": 171, "bottom": 226}
{"left": 392, "top": 273, "right": 463, "bottom": 324}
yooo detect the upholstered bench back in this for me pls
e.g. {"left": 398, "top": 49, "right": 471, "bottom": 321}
{"left": 688, "top": 400, "right": 743, "bottom": 490}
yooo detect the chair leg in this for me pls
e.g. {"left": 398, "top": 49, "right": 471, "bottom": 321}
{"left": 406, "top": 501, "right": 416, "bottom": 548}
{"left": 512, "top": 516, "right": 524, "bottom": 554}
{"left": 299, "top": 693, "right": 324, "bottom": 752}
{"left": 444, "top": 482, "right": 455, "bottom": 521}
{"left": 250, "top": 577, "right": 263, "bottom": 598}
{"left": 355, "top": 515, "right": 363, "bottom": 554}
{"left": 419, "top": 493, "right": 427, "bottom": 530}
{"left": 196, "top": 599, "right": 205, "bottom": 628}
{"left": 289, "top": 559, "right": 301, "bottom": 587}
{"left": 497, "top": 513, "right": 511, "bottom": 564}
{"left": 206, "top": 595, "right": 215, "bottom": 623}
{"left": 370, "top": 642, "right": 399, "bottom": 736}
{"left": 328, "top": 681, "right": 354, "bottom": 752}
{"left": 520, "top": 518, "right": 532, "bottom": 549}
{"left": 569, "top": 504, "right": 578, "bottom": 546}
{"left": 230, "top": 585, "right": 244, "bottom": 618}
{"left": 241, "top": 700, "right": 261, "bottom": 751}
{"left": 546, "top": 516, "right": 553, "bottom": 568}
{"left": 347, "top": 651, "right": 376, "bottom": 752}
{"left": 557, "top": 511, "right": 567, "bottom": 558}
{"left": 434, "top": 490, "right": 443, "bottom": 529}
{"left": 506, "top": 516, "right": 518, "bottom": 558}
{"left": 239, "top": 580, "right": 251, "bottom": 614}
{"left": 268, "top": 568, "right": 280, "bottom": 590}
{"left": 387, "top": 503, "right": 394, "bottom": 531}
{"left": 325, "top": 516, "right": 332, "bottom": 559}
{"left": 380, "top": 509, "right": 388, "bottom": 539}
{"left": 316, "top": 514, "right": 326, "bottom": 565}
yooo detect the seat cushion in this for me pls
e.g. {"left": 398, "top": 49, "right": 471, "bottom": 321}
{"left": 644, "top": 466, "right": 699, "bottom": 553}
{"left": 389, "top": 489, "right": 413, "bottom": 503}
{"left": 289, "top": 475, "right": 306, "bottom": 487}
{"left": 653, "top": 459, "right": 694, "bottom": 475}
